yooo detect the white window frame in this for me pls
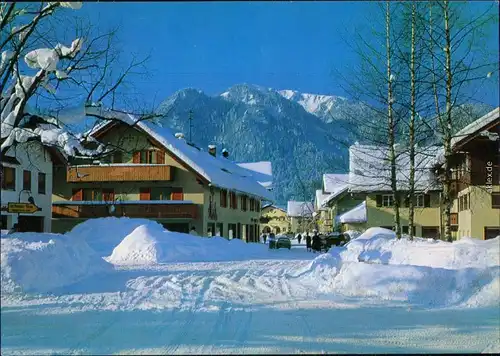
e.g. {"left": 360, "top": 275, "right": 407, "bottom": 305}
{"left": 415, "top": 194, "right": 425, "bottom": 208}
{"left": 382, "top": 194, "right": 394, "bottom": 207}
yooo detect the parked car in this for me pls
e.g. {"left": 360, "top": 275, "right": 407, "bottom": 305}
{"left": 275, "top": 236, "right": 291, "bottom": 250}
{"left": 323, "top": 232, "right": 350, "bottom": 250}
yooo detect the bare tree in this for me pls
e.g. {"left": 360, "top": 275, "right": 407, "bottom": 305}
{"left": 1, "top": 2, "right": 157, "bottom": 159}
{"left": 423, "top": 0, "right": 498, "bottom": 241}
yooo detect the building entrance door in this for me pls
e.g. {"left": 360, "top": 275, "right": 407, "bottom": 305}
{"left": 18, "top": 216, "right": 44, "bottom": 232}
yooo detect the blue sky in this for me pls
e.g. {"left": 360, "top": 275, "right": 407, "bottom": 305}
{"left": 76, "top": 1, "right": 499, "bottom": 108}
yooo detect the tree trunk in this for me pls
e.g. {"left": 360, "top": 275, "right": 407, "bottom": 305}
{"left": 408, "top": 2, "right": 417, "bottom": 241}
{"left": 443, "top": 0, "right": 453, "bottom": 242}
{"left": 386, "top": 1, "right": 401, "bottom": 239}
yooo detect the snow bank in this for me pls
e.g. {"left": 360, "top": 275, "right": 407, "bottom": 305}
{"left": 307, "top": 228, "right": 500, "bottom": 308}
{"left": 107, "top": 224, "right": 268, "bottom": 265}
{"left": 1, "top": 233, "right": 110, "bottom": 294}
{"left": 67, "top": 217, "right": 166, "bottom": 256}
{"left": 341, "top": 227, "right": 500, "bottom": 269}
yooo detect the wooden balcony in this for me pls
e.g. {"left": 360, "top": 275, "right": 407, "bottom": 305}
{"left": 67, "top": 164, "right": 172, "bottom": 182}
{"left": 52, "top": 201, "right": 197, "bottom": 219}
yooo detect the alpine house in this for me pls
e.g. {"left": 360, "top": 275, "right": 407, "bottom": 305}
{"left": 51, "top": 109, "right": 273, "bottom": 241}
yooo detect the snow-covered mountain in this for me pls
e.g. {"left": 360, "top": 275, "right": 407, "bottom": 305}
{"left": 156, "top": 84, "right": 492, "bottom": 204}
{"left": 157, "top": 84, "right": 355, "bottom": 204}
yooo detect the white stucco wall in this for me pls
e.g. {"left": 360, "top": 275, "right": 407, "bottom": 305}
{"left": 1, "top": 142, "right": 54, "bottom": 232}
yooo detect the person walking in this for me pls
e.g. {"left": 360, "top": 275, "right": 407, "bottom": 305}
{"left": 305, "top": 232, "right": 312, "bottom": 252}
{"left": 312, "top": 231, "right": 321, "bottom": 253}
{"left": 297, "top": 233, "right": 302, "bottom": 245}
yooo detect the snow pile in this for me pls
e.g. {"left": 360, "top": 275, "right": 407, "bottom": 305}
{"left": 107, "top": 224, "right": 268, "bottom": 265}
{"left": 1, "top": 233, "right": 110, "bottom": 294}
{"left": 308, "top": 228, "right": 500, "bottom": 308}
{"left": 341, "top": 227, "right": 500, "bottom": 269}
{"left": 67, "top": 217, "right": 166, "bottom": 256}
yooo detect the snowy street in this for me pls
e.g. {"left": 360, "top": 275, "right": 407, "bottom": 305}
{"left": 2, "top": 240, "right": 499, "bottom": 355}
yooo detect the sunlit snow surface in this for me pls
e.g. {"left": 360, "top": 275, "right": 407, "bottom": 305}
{"left": 1, "top": 221, "right": 499, "bottom": 355}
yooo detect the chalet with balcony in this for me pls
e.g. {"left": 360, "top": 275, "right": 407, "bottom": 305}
{"left": 442, "top": 107, "right": 500, "bottom": 240}
{"left": 51, "top": 111, "right": 273, "bottom": 241}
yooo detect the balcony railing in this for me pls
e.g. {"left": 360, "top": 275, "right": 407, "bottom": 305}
{"left": 67, "top": 164, "right": 172, "bottom": 182}
{"left": 52, "top": 200, "right": 197, "bottom": 219}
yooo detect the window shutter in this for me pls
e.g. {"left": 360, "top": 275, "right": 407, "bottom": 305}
{"left": 492, "top": 193, "right": 500, "bottom": 209}
{"left": 220, "top": 190, "right": 226, "bottom": 207}
{"left": 72, "top": 188, "right": 83, "bottom": 201}
{"left": 424, "top": 194, "right": 431, "bottom": 208}
{"left": 103, "top": 189, "right": 115, "bottom": 202}
{"left": 140, "top": 187, "right": 151, "bottom": 200}
{"left": 156, "top": 150, "right": 165, "bottom": 164}
{"left": 376, "top": 195, "right": 382, "bottom": 207}
{"left": 171, "top": 189, "right": 184, "bottom": 200}
{"left": 133, "top": 151, "right": 140, "bottom": 164}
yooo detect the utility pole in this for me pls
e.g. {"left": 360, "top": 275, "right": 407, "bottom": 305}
{"left": 188, "top": 110, "right": 193, "bottom": 143}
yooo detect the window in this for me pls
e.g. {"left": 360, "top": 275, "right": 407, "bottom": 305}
{"left": 459, "top": 196, "right": 463, "bottom": 212}
{"left": 229, "top": 191, "right": 237, "bottom": 209}
{"left": 220, "top": 189, "right": 227, "bottom": 208}
{"left": 83, "top": 188, "right": 103, "bottom": 201}
{"left": 256, "top": 200, "right": 260, "bottom": 212}
{"left": 140, "top": 150, "right": 154, "bottom": 164}
{"left": 415, "top": 194, "right": 424, "bottom": 208}
{"left": 402, "top": 226, "right": 416, "bottom": 236}
{"left": 463, "top": 194, "right": 468, "bottom": 211}
{"left": 382, "top": 195, "right": 394, "bottom": 207}
{"left": 241, "top": 195, "right": 248, "bottom": 211}
{"left": 492, "top": 193, "right": 500, "bottom": 209}
{"left": 216, "top": 223, "right": 224, "bottom": 237}
{"left": 38, "top": 172, "right": 46, "bottom": 194}
{"left": 228, "top": 223, "right": 237, "bottom": 239}
{"left": 249, "top": 198, "right": 255, "bottom": 211}
{"left": 112, "top": 151, "right": 123, "bottom": 163}
{"left": 1, "top": 215, "right": 7, "bottom": 229}
{"left": 207, "top": 222, "right": 216, "bottom": 237}
{"left": 151, "top": 187, "right": 173, "bottom": 200}
{"left": 23, "top": 170, "right": 31, "bottom": 191}
{"left": 1, "top": 166, "right": 16, "bottom": 191}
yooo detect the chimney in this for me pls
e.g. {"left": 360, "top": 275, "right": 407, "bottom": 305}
{"left": 208, "top": 144, "right": 216, "bottom": 157}
{"left": 222, "top": 148, "right": 229, "bottom": 158}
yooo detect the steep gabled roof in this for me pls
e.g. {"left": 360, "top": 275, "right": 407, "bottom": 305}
{"left": 323, "top": 173, "right": 349, "bottom": 193}
{"left": 348, "top": 144, "right": 441, "bottom": 193}
{"left": 451, "top": 107, "right": 499, "bottom": 150}
{"left": 315, "top": 189, "right": 330, "bottom": 211}
{"left": 87, "top": 109, "right": 273, "bottom": 201}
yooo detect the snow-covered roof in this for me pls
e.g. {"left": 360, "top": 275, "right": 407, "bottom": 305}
{"left": 320, "top": 173, "right": 350, "bottom": 208}
{"left": 262, "top": 204, "right": 287, "bottom": 213}
{"left": 337, "top": 201, "right": 367, "bottom": 224}
{"left": 87, "top": 109, "right": 273, "bottom": 201}
{"left": 323, "top": 174, "right": 349, "bottom": 193}
{"left": 348, "top": 144, "right": 442, "bottom": 193}
{"left": 287, "top": 201, "right": 314, "bottom": 217}
{"left": 314, "top": 189, "right": 330, "bottom": 211}
{"left": 451, "top": 107, "right": 499, "bottom": 149}
{"left": 236, "top": 161, "right": 273, "bottom": 189}
{"left": 321, "top": 186, "right": 349, "bottom": 208}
